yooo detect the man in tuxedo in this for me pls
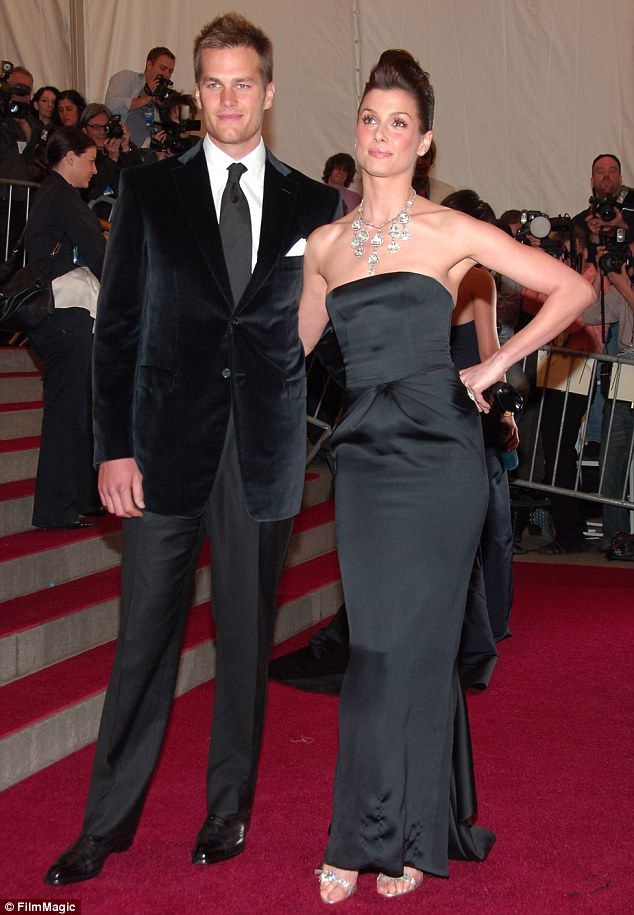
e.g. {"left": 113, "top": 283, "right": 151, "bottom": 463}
{"left": 45, "top": 13, "right": 340, "bottom": 885}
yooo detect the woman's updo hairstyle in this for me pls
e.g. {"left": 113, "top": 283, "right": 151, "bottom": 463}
{"left": 46, "top": 126, "right": 94, "bottom": 168}
{"left": 441, "top": 189, "right": 496, "bottom": 225}
{"left": 361, "top": 50, "right": 435, "bottom": 134}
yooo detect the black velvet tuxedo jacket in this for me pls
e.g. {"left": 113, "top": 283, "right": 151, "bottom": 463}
{"left": 92, "top": 141, "right": 340, "bottom": 520}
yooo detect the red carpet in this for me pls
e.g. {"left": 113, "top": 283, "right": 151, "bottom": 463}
{"left": 0, "top": 561, "right": 631, "bottom": 913}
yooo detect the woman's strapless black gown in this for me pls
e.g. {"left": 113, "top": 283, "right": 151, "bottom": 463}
{"left": 324, "top": 272, "right": 495, "bottom": 877}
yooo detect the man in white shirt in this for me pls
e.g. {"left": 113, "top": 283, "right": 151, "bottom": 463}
{"left": 45, "top": 13, "right": 341, "bottom": 886}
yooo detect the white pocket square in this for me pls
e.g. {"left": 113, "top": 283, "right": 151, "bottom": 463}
{"left": 285, "top": 238, "right": 307, "bottom": 256}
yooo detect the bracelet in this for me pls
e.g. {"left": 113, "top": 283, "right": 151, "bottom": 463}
{"left": 503, "top": 411, "right": 514, "bottom": 417}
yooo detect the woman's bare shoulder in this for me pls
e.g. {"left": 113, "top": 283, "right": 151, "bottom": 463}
{"left": 307, "top": 217, "right": 352, "bottom": 252}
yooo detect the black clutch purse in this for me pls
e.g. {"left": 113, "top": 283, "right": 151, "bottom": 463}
{"left": 0, "top": 236, "right": 59, "bottom": 333}
{"left": 483, "top": 381, "right": 523, "bottom": 416}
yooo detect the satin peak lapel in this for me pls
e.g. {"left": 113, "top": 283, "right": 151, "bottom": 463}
{"left": 172, "top": 147, "right": 233, "bottom": 310}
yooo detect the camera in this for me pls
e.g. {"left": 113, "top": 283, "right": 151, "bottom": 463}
{"left": 0, "top": 61, "right": 32, "bottom": 120}
{"left": 516, "top": 211, "right": 578, "bottom": 267}
{"left": 104, "top": 115, "right": 124, "bottom": 139}
{"left": 150, "top": 94, "right": 200, "bottom": 155}
{"left": 597, "top": 227, "right": 632, "bottom": 275}
{"left": 589, "top": 195, "right": 617, "bottom": 222}
{"left": 153, "top": 75, "right": 174, "bottom": 105}
{"left": 517, "top": 210, "right": 572, "bottom": 240}
{"left": 150, "top": 119, "right": 200, "bottom": 155}
{"left": 7, "top": 99, "right": 31, "bottom": 119}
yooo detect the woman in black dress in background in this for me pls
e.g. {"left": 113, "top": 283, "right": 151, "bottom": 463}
{"left": 26, "top": 127, "right": 106, "bottom": 528}
{"left": 299, "top": 51, "right": 593, "bottom": 904}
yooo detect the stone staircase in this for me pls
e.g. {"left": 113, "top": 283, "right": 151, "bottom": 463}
{"left": 0, "top": 346, "right": 342, "bottom": 791}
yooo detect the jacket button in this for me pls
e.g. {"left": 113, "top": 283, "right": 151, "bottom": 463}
{"left": 222, "top": 368, "right": 231, "bottom": 379}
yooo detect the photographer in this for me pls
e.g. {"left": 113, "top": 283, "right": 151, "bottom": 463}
{"left": 148, "top": 92, "right": 199, "bottom": 160}
{"left": 582, "top": 245, "right": 634, "bottom": 549}
{"left": 573, "top": 154, "right": 634, "bottom": 263}
{"left": 104, "top": 46, "right": 175, "bottom": 147}
{"left": 0, "top": 65, "right": 44, "bottom": 182}
{"left": 79, "top": 103, "right": 144, "bottom": 203}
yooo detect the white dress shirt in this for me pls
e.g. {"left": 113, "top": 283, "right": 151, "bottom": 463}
{"left": 203, "top": 135, "right": 266, "bottom": 271}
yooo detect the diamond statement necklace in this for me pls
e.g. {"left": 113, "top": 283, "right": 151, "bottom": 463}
{"left": 351, "top": 188, "right": 416, "bottom": 276}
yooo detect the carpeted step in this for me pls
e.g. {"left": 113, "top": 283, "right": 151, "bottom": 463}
{"left": 0, "top": 478, "right": 35, "bottom": 536}
{"left": 0, "top": 346, "right": 39, "bottom": 373}
{"left": 0, "top": 402, "right": 43, "bottom": 440}
{"left": 0, "top": 469, "right": 329, "bottom": 539}
{"left": 0, "top": 436, "right": 40, "bottom": 484}
{"left": 0, "top": 514, "right": 123, "bottom": 604}
{"left": 0, "top": 554, "right": 211, "bottom": 685}
{"left": 0, "top": 371, "right": 43, "bottom": 403}
{"left": 0, "top": 550, "right": 343, "bottom": 790}
{"left": 0, "top": 475, "right": 334, "bottom": 681}
{"left": 0, "top": 488, "right": 335, "bottom": 604}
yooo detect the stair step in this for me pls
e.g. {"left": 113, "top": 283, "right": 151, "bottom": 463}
{"left": 0, "top": 437, "right": 40, "bottom": 484}
{"left": 0, "top": 549, "right": 342, "bottom": 790}
{"left": 0, "top": 402, "right": 43, "bottom": 439}
{"left": 0, "top": 467, "right": 329, "bottom": 538}
{"left": 0, "top": 372, "right": 43, "bottom": 403}
{"left": 0, "top": 514, "right": 123, "bottom": 603}
{"left": 0, "top": 347, "right": 39, "bottom": 373}
{"left": 0, "top": 478, "right": 35, "bottom": 535}
{"left": 0, "top": 479, "right": 334, "bottom": 603}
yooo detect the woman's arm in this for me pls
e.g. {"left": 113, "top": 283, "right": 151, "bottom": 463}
{"left": 298, "top": 228, "right": 332, "bottom": 355}
{"left": 454, "top": 218, "right": 595, "bottom": 407}
{"left": 470, "top": 267, "right": 500, "bottom": 363}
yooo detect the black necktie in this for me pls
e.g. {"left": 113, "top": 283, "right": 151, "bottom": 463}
{"left": 219, "top": 162, "right": 252, "bottom": 306}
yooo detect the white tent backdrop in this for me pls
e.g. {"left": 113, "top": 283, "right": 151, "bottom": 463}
{"left": 2, "top": 0, "right": 632, "bottom": 216}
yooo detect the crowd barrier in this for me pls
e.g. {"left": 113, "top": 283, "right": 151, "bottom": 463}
{"left": 1, "top": 177, "right": 39, "bottom": 260}
{"left": 516, "top": 346, "right": 633, "bottom": 520}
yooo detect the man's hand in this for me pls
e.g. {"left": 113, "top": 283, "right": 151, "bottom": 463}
{"left": 500, "top": 414, "right": 520, "bottom": 451}
{"left": 15, "top": 118, "right": 32, "bottom": 143}
{"left": 98, "top": 458, "right": 144, "bottom": 518}
{"left": 607, "top": 262, "right": 633, "bottom": 297}
{"left": 104, "top": 136, "right": 122, "bottom": 162}
{"left": 120, "top": 123, "right": 132, "bottom": 153}
{"left": 586, "top": 209, "right": 625, "bottom": 242}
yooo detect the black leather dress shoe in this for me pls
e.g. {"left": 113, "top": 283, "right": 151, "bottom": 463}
{"left": 191, "top": 814, "right": 249, "bottom": 865}
{"left": 44, "top": 833, "right": 133, "bottom": 884}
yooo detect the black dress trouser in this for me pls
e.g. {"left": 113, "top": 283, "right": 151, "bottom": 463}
{"left": 27, "top": 307, "right": 100, "bottom": 527}
{"left": 83, "top": 415, "right": 294, "bottom": 837}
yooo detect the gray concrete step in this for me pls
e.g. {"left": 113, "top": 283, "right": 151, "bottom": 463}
{"left": 0, "top": 374, "right": 43, "bottom": 403}
{"left": 0, "top": 572, "right": 343, "bottom": 791}
{"left": 1, "top": 405, "right": 43, "bottom": 440}
{"left": 0, "top": 347, "right": 39, "bottom": 373}
{"left": 0, "top": 443, "right": 39, "bottom": 484}
{"left": 0, "top": 478, "right": 335, "bottom": 603}
{"left": 0, "top": 481, "right": 34, "bottom": 536}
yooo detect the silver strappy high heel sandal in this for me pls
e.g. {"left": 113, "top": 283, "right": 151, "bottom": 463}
{"left": 376, "top": 870, "right": 424, "bottom": 897}
{"left": 315, "top": 867, "right": 357, "bottom": 904}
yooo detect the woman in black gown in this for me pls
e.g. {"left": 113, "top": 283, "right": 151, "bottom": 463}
{"left": 299, "top": 51, "right": 594, "bottom": 904}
